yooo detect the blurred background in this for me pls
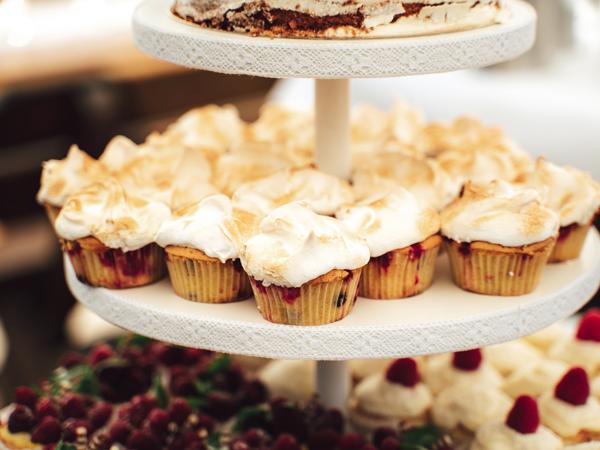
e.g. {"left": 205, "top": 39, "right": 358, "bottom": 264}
{"left": 0, "top": 0, "right": 599, "bottom": 403}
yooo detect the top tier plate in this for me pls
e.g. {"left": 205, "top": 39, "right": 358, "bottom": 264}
{"left": 132, "top": 0, "right": 536, "bottom": 79}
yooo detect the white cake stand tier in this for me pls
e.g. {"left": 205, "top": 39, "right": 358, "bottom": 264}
{"left": 67, "top": 230, "right": 600, "bottom": 361}
{"left": 132, "top": 0, "right": 536, "bottom": 79}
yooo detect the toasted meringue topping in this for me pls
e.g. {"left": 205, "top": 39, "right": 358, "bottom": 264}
{"left": 55, "top": 179, "right": 171, "bottom": 251}
{"left": 441, "top": 181, "right": 559, "bottom": 246}
{"left": 517, "top": 158, "right": 600, "bottom": 226}
{"left": 240, "top": 202, "right": 370, "bottom": 287}
{"left": 233, "top": 167, "right": 354, "bottom": 218}
{"left": 352, "top": 152, "right": 461, "bottom": 210}
{"left": 471, "top": 421, "right": 562, "bottom": 450}
{"left": 98, "top": 136, "right": 140, "bottom": 173}
{"left": 336, "top": 190, "right": 439, "bottom": 257}
{"left": 37, "top": 145, "right": 108, "bottom": 207}
{"left": 156, "top": 194, "right": 241, "bottom": 262}
{"left": 353, "top": 372, "right": 432, "bottom": 420}
{"left": 539, "top": 392, "right": 600, "bottom": 438}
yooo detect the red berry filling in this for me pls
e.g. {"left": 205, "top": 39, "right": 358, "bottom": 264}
{"left": 452, "top": 349, "right": 482, "bottom": 371}
{"left": 576, "top": 309, "right": 600, "bottom": 342}
{"left": 505, "top": 395, "right": 540, "bottom": 434}
{"left": 385, "top": 358, "right": 420, "bottom": 387}
{"left": 555, "top": 367, "right": 590, "bottom": 406}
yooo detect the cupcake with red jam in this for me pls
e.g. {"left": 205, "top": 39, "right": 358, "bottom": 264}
{"left": 470, "top": 395, "right": 562, "bottom": 450}
{"left": 424, "top": 349, "right": 502, "bottom": 395}
{"left": 517, "top": 158, "right": 600, "bottom": 262}
{"left": 55, "top": 179, "right": 170, "bottom": 288}
{"left": 240, "top": 202, "right": 369, "bottom": 326}
{"left": 349, "top": 358, "right": 432, "bottom": 432}
{"left": 441, "top": 181, "right": 559, "bottom": 296}
{"left": 539, "top": 367, "right": 600, "bottom": 444}
{"left": 337, "top": 190, "right": 441, "bottom": 299}
{"left": 156, "top": 194, "right": 251, "bottom": 303}
{"left": 37, "top": 145, "right": 108, "bottom": 224}
{"left": 549, "top": 310, "right": 600, "bottom": 375}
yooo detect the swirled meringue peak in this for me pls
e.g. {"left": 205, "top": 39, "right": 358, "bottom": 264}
{"left": 55, "top": 179, "right": 171, "bottom": 251}
{"left": 241, "top": 202, "right": 370, "bottom": 287}
{"left": 517, "top": 158, "right": 600, "bottom": 226}
{"left": 336, "top": 189, "right": 440, "bottom": 257}
{"left": 98, "top": 136, "right": 140, "bottom": 173}
{"left": 441, "top": 181, "right": 559, "bottom": 247}
{"left": 37, "top": 145, "right": 108, "bottom": 207}
{"left": 156, "top": 194, "right": 241, "bottom": 262}
{"left": 233, "top": 167, "right": 354, "bottom": 218}
{"left": 352, "top": 152, "right": 461, "bottom": 210}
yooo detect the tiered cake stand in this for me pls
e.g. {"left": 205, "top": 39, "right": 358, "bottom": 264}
{"left": 64, "top": 0, "right": 600, "bottom": 409}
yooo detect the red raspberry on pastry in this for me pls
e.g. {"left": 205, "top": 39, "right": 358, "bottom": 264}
{"left": 452, "top": 349, "right": 482, "bottom": 371}
{"left": 506, "top": 395, "right": 540, "bottom": 434}
{"left": 385, "top": 358, "right": 420, "bottom": 387}
{"left": 555, "top": 367, "right": 590, "bottom": 406}
{"left": 576, "top": 309, "right": 600, "bottom": 342}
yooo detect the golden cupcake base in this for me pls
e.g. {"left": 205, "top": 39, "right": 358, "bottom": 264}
{"left": 164, "top": 246, "right": 251, "bottom": 303}
{"left": 550, "top": 222, "right": 592, "bottom": 263}
{"left": 445, "top": 237, "right": 556, "bottom": 296}
{"left": 360, "top": 234, "right": 442, "bottom": 299}
{"left": 62, "top": 237, "right": 164, "bottom": 289}
{"left": 250, "top": 268, "right": 362, "bottom": 326}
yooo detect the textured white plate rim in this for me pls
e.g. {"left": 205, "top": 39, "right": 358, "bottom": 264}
{"left": 132, "top": 0, "right": 537, "bottom": 78}
{"left": 66, "top": 230, "right": 600, "bottom": 360}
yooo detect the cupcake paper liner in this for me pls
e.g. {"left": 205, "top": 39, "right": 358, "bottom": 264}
{"left": 550, "top": 222, "right": 592, "bottom": 263}
{"left": 165, "top": 248, "right": 252, "bottom": 303}
{"left": 445, "top": 237, "right": 555, "bottom": 296}
{"left": 250, "top": 268, "right": 362, "bottom": 326}
{"left": 360, "top": 234, "right": 442, "bottom": 299}
{"left": 63, "top": 238, "right": 165, "bottom": 289}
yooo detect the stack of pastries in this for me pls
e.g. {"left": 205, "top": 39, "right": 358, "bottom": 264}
{"left": 37, "top": 103, "right": 600, "bottom": 325}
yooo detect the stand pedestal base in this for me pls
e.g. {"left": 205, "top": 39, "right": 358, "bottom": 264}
{"left": 316, "top": 360, "right": 350, "bottom": 410}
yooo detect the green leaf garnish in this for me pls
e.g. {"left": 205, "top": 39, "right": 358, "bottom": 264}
{"left": 232, "top": 405, "right": 270, "bottom": 433}
{"left": 153, "top": 374, "right": 169, "bottom": 409}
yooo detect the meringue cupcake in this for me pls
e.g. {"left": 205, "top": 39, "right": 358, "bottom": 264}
{"left": 241, "top": 202, "right": 369, "bottom": 326}
{"left": 349, "top": 358, "right": 433, "bottom": 432}
{"left": 549, "top": 310, "right": 600, "bottom": 375}
{"left": 423, "top": 349, "right": 502, "bottom": 395}
{"left": 156, "top": 194, "right": 250, "bottom": 303}
{"left": 483, "top": 340, "right": 542, "bottom": 377}
{"left": 336, "top": 190, "right": 441, "bottom": 299}
{"left": 517, "top": 158, "right": 600, "bottom": 262}
{"left": 539, "top": 368, "right": 600, "bottom": 444}
{"left": 470, "top": 395, "right": 563, "bottom": 450}
{"left": 233, "top": 167, "right": 354, "bottom": 219}
{"left": 55, "top": 179, "right": 170, "bottom": 288}
{"left": 37, "top": 145, "right": 108, "bottom": 224}
{"left": 441, "top": 181, "right": 559, "bottom": 296}
{"left": 503, "top": 359, "right": 568, "bottom": 399}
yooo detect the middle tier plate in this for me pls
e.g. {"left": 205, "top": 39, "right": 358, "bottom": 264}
{"left": 67, "top": 230, "right": 600, "bottom": 360}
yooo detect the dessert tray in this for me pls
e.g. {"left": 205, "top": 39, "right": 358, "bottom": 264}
{"left": 66, "top": 230, "right": 600, "bottom": 361}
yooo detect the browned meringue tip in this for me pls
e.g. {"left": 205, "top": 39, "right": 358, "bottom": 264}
{"left": 250, "top": 268, "right": 362, "bottom": 326}
{"left": 360, "top": 234, "right": 442, "bottom": 299}
{"left": 444, "top": 237, "right": 556, "bottom": 296}
{"left": 62, "top": 237, "right": 165, "bottom": 288}
{"left": 164, "top": 246, "right": 251, "bottom": 304}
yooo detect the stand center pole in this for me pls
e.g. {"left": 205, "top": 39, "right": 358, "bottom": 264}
{"left": 316, "top": 360, "right": 350, "bottom": 411}
{"left": 315, "top": 79, "right": 351, "bottom": 180}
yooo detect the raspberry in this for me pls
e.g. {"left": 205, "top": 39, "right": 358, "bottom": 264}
{"left": 240, "top": 380, "right": 268, "bottom": 406}
{"left": 146, "top": 408, "right": 169, "bottom": 435}
{"left": 273, "top": 434, "right": 301, "bottom": 450}
{"left": 307, "top": 429, "right": 341, "bottom": 450}
{"left": 120, "top": 395, "right": 157, "bottom": 426}
{"left": 7, "top": 405, "right": 35, "bottom": 433}
{"left": 361, "top": 446, "right": 377, "bottom": 450}
{"left": 14, "top": 386, "right": 37, "bottom": 410}
{"left": 61, "top": 393, "right": 87, "bottom": 419}
{"left": 35, "top": 397, "right": 59, "bottom": 420}
{"left": 452, "top": 349, "right": 482, "bottom": 371}
{"left": 168, "top": 398, "right": 192, "bottom": 425}
{"left": 193, "top": 413, "right": 216, "bottom": 433}
{"left": 385, "top": 359, "right": 420, "bottom": 387}
{"left": 31, "top": 416, "right": 61, "bottom": 444}
{"left": 170, "top": 374, "right": 197, "bottom": 396}
{"left": 126, "top": 429, "right": 160, "bottom": 450}
{"left": 339, "top": 433, "right": 367, "bottom": 450}
{"left": 230, "top": 439, "right": 250, "bottom": 450}
{"left": 59, "top": 351, "right": 84, "bottom": 369}
{"left": 555, "top": 367, "right": 590, "bottom": 406}
{"left": 372, "top": 428, "right": 397, "bottom": 448}
{"left": 380, "top": 437, "right": 400, "bottom": 450}
{"left": 576, "top": 309, "right": 600, "bottom": 342}
{"left": 243, "top": 428, "right": 270, "bottom": 447}
{"left": 107, "top": 420, "right": 132, "bottom": 444}
{"left": 214, "top": 366, "right": 245, "bottom": 393}
{"left": 89, "top": 344, "right": 114, "bottom": 366}
{"left": 505, "top": 395, "right": 539, "bottom": 434}
{"left": 62, "top": 419, "right": 90, "bottom": 442}
{"left": 206, "top": 391, "right": 238, "bottom": 421}
{"left": 89, "top": 402, "right": 113, "bottom": 430}
{"left": 271, "top": 400, "right": 308, "bottom": 442}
